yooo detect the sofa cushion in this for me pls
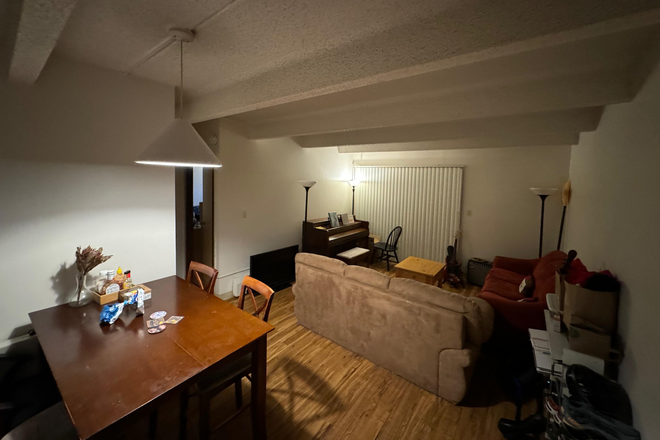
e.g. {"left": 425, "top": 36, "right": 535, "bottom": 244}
{"left": 532, "top": 250, "right": 566, "bottom": 299}
{"left": 482, "top": 277, "right": 525, "bottom": 301}
{"left": 519, "top": 276, "right": 535, "bottom": 297}
{"left": 295, "top": 252, "right": 346, "bottom": 275}
{"left": 388, "top": 278, "right": 467, "bottom": 313}
{"left": 487, "top": 267, "right": 526, "bottom": 286}
{"left": 345, "top": 265, "right": 391, "bottom": 290}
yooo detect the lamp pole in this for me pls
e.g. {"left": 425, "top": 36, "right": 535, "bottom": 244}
{"left": 304, "top": 186, "right": 310, "bottom": 222}
{"left": 299, "top": 181, "right": 317, "bottom": 252}
{"left": 530, "top": 188, "right": 558, "bottom": 258}
{"left": 348, "top": 180, "right": 360, "bottom": 216}
{"left": 538, "top": 194, "right": 548, "bottom": 258}
{"left": 351, "top": 186, "right": 356, "bottom": 215}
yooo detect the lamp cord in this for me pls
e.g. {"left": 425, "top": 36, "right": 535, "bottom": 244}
{"left": 179, "top": 40, "right": 184, "bottom": 118}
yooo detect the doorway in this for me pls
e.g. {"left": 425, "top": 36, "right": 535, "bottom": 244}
{"left": 175, "top": 167, "right": 214, "bottom": 279}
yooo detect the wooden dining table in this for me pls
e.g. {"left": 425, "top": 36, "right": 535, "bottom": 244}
{"left": 28, "top": 275, "right": 274, "bottom": 440}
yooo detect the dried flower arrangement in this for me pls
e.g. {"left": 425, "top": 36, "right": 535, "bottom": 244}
{"left": 74, "top": 246, "right": 112, "bottom": 304}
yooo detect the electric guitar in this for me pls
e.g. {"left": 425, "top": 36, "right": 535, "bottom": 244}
{"left": 444, "top": 230, "right": 463, "bottom": 284}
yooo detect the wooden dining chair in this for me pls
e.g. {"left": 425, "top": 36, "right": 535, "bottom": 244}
{"left": 179, "top": 276, "right": 275, "bottom": 440}
{"left": 148, "top": 262, "right": 219, "bottom": 439}
{"left": 186, "top": 261, "right": 219, "bottom": 294}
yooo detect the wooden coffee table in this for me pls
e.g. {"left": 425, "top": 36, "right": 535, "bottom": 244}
{"left": 395, "top": 257, "right": 446, "bottom": 286}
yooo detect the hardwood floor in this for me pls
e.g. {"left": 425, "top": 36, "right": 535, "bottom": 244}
{"left": 134, "top": 261, "right": 534, "bottom": 440}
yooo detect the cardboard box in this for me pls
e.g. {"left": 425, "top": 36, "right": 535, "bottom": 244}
{"left": 563, "top": 281, "right": 618, "bottom": 334}
{"left": 568, "top": 324, "right": 611, "bottom": 360}
{"left": 92, "top": 284, "right": 151, "bottom": 305}
{"left": 554, "top": 271, "right": 566, "bottom": 311}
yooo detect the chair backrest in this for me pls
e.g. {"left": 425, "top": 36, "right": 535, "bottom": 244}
{"left": 237, "top": 276, "right": 276, "bottom": 322}
{"left": 386, "top": 226, "right": 403, "bottom": 249}
{"left": 186, "top": 261, "right": 219, "bottom": 294}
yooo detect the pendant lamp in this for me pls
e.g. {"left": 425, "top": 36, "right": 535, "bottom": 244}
{"left": 136, "top": 28, "right": 222, "bottom": 168}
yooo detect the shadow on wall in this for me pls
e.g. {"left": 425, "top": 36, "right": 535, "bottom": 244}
{"left": 50, "top": 263, "right": 78, "bottom": 305}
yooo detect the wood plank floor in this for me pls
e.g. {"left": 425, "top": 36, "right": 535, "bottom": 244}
{"left": 133, "top": 261, "right": 534, "bottom": 440}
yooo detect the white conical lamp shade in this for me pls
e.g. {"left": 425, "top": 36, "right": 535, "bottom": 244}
{"left": 136, "top": 119, "right": 222, "bottom": 168}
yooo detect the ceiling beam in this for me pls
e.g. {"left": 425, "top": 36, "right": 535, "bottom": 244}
{"left": 336, "top": 132, "right": 580, "bottom": 154}
{"left": 247, "top": 71, "right": 627, "bottom": 140}
{"left": 293, "top": 108, "right": 602, "bottom": 148}
{"left": 185, "top": 5, "right": 660, "bottom": 122}
{"left": 7, "top": 0, "right": 77, "bottom": 84}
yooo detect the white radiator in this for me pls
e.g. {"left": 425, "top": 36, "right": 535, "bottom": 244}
{"left": 354, "top": 166, "right": 463, "bottom": 262}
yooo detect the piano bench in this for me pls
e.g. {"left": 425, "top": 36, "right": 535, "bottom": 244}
{"left": 336, "top": 247, "right": 370, "bottom": 266}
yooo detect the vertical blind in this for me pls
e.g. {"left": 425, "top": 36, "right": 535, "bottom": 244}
{"left": 354, "top": 166, "right": 463, "bottom": 262}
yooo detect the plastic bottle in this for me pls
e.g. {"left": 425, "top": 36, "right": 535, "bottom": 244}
{"left": 123, "top": 270, "right": 134, "bottom": 289}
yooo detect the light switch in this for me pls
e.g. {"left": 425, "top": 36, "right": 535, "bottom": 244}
{"left": 242, "top": 210, "right": 248, "bottom": 218}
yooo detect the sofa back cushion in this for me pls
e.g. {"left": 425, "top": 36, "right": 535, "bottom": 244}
{"left": 388, "top": 278, "right": 467, "bottom": 313}
{"left": 532, "top": 250, "right": 567, "bottom": 300}
{"left": 345, "top": 265, "right": 391, "bottom": 290}
{"left": 295, "top": 252, "right": 346, "bottom": 275}
{"left": 388, "top": 278, "right": 490, "bottom": 346}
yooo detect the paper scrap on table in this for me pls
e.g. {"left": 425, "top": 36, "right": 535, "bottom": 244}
{"left": 165, "top": 316, "right": 184, "bottom": 325}
{"left": 147, "top": 319, "right": 164, "bottom": 329}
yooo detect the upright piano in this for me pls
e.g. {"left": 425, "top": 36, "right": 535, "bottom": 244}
{"left": 303, "top": 218, "right": 370, "bottom": 257}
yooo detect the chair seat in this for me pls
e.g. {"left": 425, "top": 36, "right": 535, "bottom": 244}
{"left": 2, "top": 402, "right": 77, "bottom": 440}
{"left": 374, "top": 242, "right": 396, "bottom": 251}
{"left": 196, "top": 353, "right": 252, "bottom": 392}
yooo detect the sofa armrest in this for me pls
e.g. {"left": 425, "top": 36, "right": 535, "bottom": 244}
{"left": 466, "top": 297, "right": 494, "bottom": 344}
{"left": 438, "top": 344, "right": 479, "bottom": 404}
{"left": 492, "top": 256, "right": 540, "bottom": 275}
{"left": 478, "top": 291, "right": 547, "bottom": 331}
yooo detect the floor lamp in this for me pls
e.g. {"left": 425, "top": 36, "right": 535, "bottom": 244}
{"left": 299, "top": 180, "right": 317, "bottom": 251}
{"left": 530, "top": 188, "right": 558, "bottom": 258}
{"left": 348, "top": 180, "right": 360, "bottom": 215}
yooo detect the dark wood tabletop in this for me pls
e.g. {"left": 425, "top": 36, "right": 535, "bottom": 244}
{"left": 29, "top": 275, "right": 274, "bottom": 440}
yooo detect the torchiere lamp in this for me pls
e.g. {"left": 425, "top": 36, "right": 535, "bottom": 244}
{"left": 299, "top": 180, "right": 317, "bottom": 252}
{"left": 530, "top": 188, "right": 558, "bottom": 258}
{"left": 348, "top": 180, "right": 360, "bottom": 215}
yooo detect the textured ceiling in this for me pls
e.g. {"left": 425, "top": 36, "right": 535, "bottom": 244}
{"left": 4, "top": 0, "right": 660, "bottom": 152}
{"left": 55, "top": 0, "right": 446, "bottom": 99}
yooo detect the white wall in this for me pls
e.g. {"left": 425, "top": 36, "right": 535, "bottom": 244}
{"left": 0, "top": 56, "right": 176, "bottom": 341}
{"left": 565, "top": 61, "right": 660, "bottom": 437}
{"left": 212, "top": 119, "right": 354, "bottom": 296}
{"left": 355, "top": 146, "right": 571, "bottom": 266}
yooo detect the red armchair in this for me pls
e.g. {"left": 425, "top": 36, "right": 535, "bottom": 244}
{"left": 478, "top": 251, "right": 566, "bottom": 332}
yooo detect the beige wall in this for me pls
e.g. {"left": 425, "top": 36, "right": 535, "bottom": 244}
{"left": 354, "top": 145, "right": 572, "bottom": 266}
{"left": 0, "top": 56, "right": 176, "bottom": 341}
{"left": 565, "top": 61, "right": 660, "bottom": 437}
{"left": 210, "top": 119, "right": 354, "bottom": 296}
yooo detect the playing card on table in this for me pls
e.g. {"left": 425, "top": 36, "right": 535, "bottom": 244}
{"left": 147, "top": 319, "right": 164, "bottom": 329}
{"left": 165, "top": 316, "right": 184, "bottom": 325}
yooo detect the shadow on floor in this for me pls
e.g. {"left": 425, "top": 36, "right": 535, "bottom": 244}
{"left": 212, "top": 355, "right": 345, "bottom": 440}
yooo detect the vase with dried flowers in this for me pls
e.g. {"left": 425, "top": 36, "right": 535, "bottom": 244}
{"left": 69, "top": 246, "right": 112, "bottom": 308}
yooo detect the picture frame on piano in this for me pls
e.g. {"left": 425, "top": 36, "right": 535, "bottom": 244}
{"left": 340, "top": 213, "right": 351, "bottom": 225}
{"left": 328, "top": 211, "right": 340, "bottom": 228}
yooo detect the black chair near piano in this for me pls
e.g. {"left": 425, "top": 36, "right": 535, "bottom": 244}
{"left": 373, "top": 226, "right": 402, "bottom": 271}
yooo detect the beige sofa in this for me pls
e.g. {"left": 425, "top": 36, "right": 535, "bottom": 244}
{"left": 293, "top": 253, "right": 494, "bottom": 404}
